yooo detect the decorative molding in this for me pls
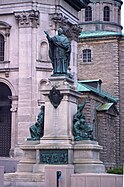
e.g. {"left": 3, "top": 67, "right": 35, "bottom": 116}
{"left": 14, "top": 10, "right": 39, "bottom": 28}
{"left": 71, "top": 24, "right": 82, "bottom": 41}
{"left": 50, "top": 13, "right": 68, "bottom": 27}
{"left": 10, "top": 105, "right": 17, "bottom": 112}
{"left": 0, "top": 21, "right": 11, "bottom": 37}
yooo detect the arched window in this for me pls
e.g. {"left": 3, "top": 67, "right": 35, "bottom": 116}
{"left": 83, "top": 49, "right": 91, "bottom": 63}
{"left": 0, "top": 34, "right": 4, "bottom": 61}
{"left": 104, "top": 6, "right": 110, "bottom": 21}
{"left": 0, "top": 82, "right": 12, "bottom": 157}
{"left": 85, "top": 6, "right": 92, "bottom": 21}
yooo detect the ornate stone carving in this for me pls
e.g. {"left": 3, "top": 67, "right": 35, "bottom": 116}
{"left": 10, "top": 105, "right": 17, "bottom": 112}
{"left": 50, "top": 13, "right": 68, "bottom": 28}
{"left": 71, "top": 24, "right": 82, "bottom": 41}
{"left": 49, "top": 13, "right": 81, "bottom": 41}
{"left": 14, "top": 10, "right": 39, "bottom": 28}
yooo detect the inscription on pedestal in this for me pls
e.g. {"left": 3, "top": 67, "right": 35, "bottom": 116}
{"left": 40, "top": 149, "right": 68, "bottom": 164}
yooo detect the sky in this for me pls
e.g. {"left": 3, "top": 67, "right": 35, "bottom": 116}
{"left": 121, "top": 0, "right": 124, "bottom": 33}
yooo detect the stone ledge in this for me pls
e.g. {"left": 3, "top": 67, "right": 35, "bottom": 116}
{"left": 71, "top": 173, "right": 123, "bottom": 187}
{"left": 4, "top": 172, "right": 45, "bottom": 182}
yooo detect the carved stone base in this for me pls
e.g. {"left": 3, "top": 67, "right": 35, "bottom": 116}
{"left": 73, "top": 140, "right": 105, "bottom": 173}
{"left": 4, "top": 140, "right": 45, "bottom": 187}
{"left": 4, "top": 172, "right": 45, "bottom": 187}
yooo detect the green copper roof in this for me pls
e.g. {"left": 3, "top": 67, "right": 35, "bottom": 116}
{"left": 79, "top": 31, "right": 123, "bottom": 38}
{"left": 96, "top": 103, "right": 114, "bottom": 111}
{"left": 77, "top": 82, "right": 90, "bottom": 91}
{"left": 77, "top": 82, "right": 118, "bottom": 103}
{"left": 96, "top": 102, "right": 119, "bottom": 114}
{"left": 78, "top": 79, "right": 102, "bottom": 83}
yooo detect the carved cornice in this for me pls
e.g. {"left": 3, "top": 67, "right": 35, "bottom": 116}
{"left": 50, "top": 13, "right": 68, "bottom": 26}
{"left": 49, "top": 13, "right": 81, "bottom": 41}
{"left": 64, "top": 0, "right": 90, "bottom": 11}
{"left": 14, "top": 10, "right": 39, "bottom": 28}
{"left": 71, "top": 24, "right": 82, "bottom": 41}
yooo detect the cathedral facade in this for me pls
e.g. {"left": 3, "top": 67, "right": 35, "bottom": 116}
{"left": 0, "top": 0, "right": 88, "bottom": 157}
{"left": 0, "top": 0, "right": 123, "bottom": 168}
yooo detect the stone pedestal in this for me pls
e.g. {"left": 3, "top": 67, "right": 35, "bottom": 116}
{"left": 40, "top": 76, "right": 80, "bottom": 143}
{"left": 35, "top": 76, "right": 80, "bottom": 165}
{"left": 73, "top": 140, "right": 105, "bottom": 173}
{"left": 4, "top": 76, "right": 106, "bottom": 187}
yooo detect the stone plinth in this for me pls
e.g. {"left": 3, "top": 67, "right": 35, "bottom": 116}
{"left": 36, "top": 76, "right": 81, "bottom": 165}
{"left": 17, "top": 140, "right": 40, "bottom": 172}
{"left": 4, "top": 141, "right": 45, "bottom": 187}
{"left": 73, "top": 140, "right": 105, "bottom": 173}
{"left": 4, "top": 172, "right": 45, "bottom": 187}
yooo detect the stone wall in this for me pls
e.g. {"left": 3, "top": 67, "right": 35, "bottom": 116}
{"left": 78, "top": 35, "right": 124, "bottom": 166}
{"left": 71, "top": 174, "right": 123, "bottom": 187}
{"left": 78, "top": 36, "right": 120, "bottom": 97}
{"left": 78, "top": 94, "right": 118, "bottom": 168}
{"left": 119, "top": 37, "right": 124, "bottom": 164}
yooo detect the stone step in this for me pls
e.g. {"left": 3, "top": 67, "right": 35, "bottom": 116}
{"left": 4, "top": 172, "right": 45, "bottom": 182}
{"left": 4, "top": 172, "right": 45, "bottom": 187}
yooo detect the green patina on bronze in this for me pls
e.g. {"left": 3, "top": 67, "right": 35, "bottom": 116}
{"left": 40, "top": 149, "right": 68, "bottom": 164}
{"left": 48, "top": 86, "right": 63, "bottom": 109}
{"left": 27, "top": 105, "right": 45, "bottom": 141}
{"left": 44, "top": 28, "right": 71, "bottom": 75}
{"left": 73, "top": 100, "right": 94, "bottom": 141}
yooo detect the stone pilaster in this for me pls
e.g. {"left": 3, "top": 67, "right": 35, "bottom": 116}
{"left": 14, "top": 10, "right": 39, "bottom": 147}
